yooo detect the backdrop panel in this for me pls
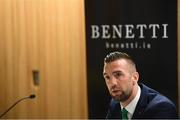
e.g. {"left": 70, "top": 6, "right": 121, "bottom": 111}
{"left": 85, "top": 0, "right": 178, "bottom": 118}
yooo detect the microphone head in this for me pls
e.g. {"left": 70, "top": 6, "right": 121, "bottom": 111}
{"left": 29, "top": 94, "right": 36, "bottom": 99}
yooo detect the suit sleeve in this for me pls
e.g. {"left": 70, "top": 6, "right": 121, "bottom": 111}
{"left": 145, "top": 96, "right": 179, "bottom": 119}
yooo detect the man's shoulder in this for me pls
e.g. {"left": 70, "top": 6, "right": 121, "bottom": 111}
{"left": 137, "top": 83, "right": 178, "bottom": 118}
{"left": 146, "top": 92, "right": 176, "bottom": 110}
{"left": 139, "top": 83, "right": 177, "bottom": 110}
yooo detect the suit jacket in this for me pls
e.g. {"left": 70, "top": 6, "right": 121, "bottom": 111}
{"left": 106, "top": 83, "right": 178, "bottom": 119}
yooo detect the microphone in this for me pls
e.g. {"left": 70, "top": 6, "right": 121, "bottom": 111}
{"left": 0, "top": 94, "right": 36, "bottom": 118}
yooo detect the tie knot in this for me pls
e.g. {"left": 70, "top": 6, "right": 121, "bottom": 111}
{"left": 122, "top": 108, "right": 128, "bottom": 120}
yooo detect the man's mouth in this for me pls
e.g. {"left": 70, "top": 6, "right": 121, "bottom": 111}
{"left": 111, "top": 89, "right": 122, "bottom": 94}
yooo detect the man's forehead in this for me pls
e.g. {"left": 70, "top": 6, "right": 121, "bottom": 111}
{"left": 104, "top": 60, "right": 125, "bottom": 70}
{"left": 103, "top": 59, "right": 130, "bottom": 72}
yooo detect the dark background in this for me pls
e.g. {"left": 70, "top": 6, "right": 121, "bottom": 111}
{"left": 85, "top": 0, "right": 178, "bottom": 118}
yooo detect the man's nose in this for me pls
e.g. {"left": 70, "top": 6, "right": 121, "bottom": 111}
{"left": 111, "top": 77, "right": 117, "bottom": 86}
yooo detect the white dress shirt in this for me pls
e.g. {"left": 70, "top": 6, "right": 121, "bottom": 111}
{"left": 120, "top": 85, "right": 141, "bottom": 119}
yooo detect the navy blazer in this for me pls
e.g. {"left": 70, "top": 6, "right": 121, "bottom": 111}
{"left": 106, "top": 83, "right": 178, "bottom": 119}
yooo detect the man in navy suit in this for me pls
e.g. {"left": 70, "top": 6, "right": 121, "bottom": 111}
{"left": 103, "top": 51, "right": 178, "bottom": 119}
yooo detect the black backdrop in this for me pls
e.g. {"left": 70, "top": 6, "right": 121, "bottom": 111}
{"left": 85, "top": 0, "right": 178, "bottom": 118}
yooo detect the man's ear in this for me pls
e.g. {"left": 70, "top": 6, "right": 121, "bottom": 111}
{"left": 132, "top": 72, "right": 139, "bottom": 85}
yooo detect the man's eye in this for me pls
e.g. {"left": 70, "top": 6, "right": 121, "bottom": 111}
{"left": 114, "top": 73, "right": 122, "bottom": 78}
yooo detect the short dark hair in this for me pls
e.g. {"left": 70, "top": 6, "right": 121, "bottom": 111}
{"left": 104, "top": 51, "right": 136, "bottom": 69}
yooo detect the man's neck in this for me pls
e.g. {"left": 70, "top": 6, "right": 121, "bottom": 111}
{"left": 121, "top": 84, "right": 138, "bottom": 107}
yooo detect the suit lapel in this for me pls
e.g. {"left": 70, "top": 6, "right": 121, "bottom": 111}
{"left": 132, "top": 83, "right": 147, "bottom": 118}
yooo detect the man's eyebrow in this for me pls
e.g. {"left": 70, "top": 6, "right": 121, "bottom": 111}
{"left": 112, "top": 70, "right": 123, "bottom": 74}
{"left": 103, "top": 70, "right": 123, "bottom": 76}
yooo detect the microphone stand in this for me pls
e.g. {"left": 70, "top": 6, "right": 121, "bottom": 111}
{"left": 0, "top": 94, "right": 36, "bottom": 118}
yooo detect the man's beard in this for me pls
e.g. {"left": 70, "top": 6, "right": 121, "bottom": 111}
{"left": 112, "top": 89, "right": 132, "bottom": 102}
